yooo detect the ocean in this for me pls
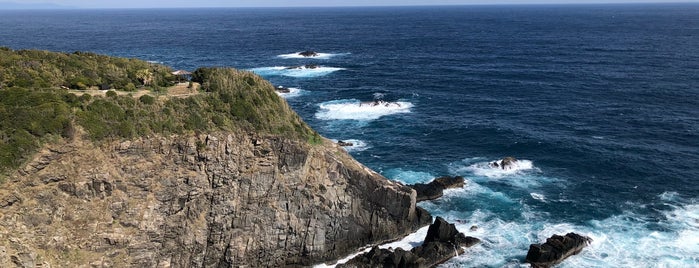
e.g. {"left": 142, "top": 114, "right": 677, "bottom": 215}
{"left": 1, "top": 4, "right": 698, "bottom": 267}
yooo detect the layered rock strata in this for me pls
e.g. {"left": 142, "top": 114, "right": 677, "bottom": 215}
{"left": 0, "top": 132, "right": 431, "bottom": 267}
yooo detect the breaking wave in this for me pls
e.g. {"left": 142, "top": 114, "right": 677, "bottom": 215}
{"left": 274, "top": 87, "right": 305, "bottom": 98}
{"left": 277, "top": 52, "right": 350, "bottom": 59}
{"left": 250, "top": 66, "right": 344, "bottom": 78}
{"left": 315, "top": 99, "right": 413, "bottom": 121}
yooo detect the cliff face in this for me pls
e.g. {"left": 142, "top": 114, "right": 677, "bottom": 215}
{"left": 0, "top": 132, "right": 431, "bottom": 267}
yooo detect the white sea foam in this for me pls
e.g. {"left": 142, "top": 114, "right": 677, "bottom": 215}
{"left": 274, "top": 87, "right": 305, "bottom": 98}
{"left": 331, "top": 139, "right": 369, "bottom": 152}
{"left": 249, "top": 66, "right": 344, "bottom": 78}
{"left": 315, "top": 99, "right": 413, "bottom": 121}
{"left": 277, "top": 52, "right": 349, "bottom": 59}
{"left": 318, "top": 188, "right": 699, "bottom": 268}
{"left": 434, "top": 192, "right": 699, "bottom": 267}
{"left": 384, "top": 168, "right": 435, "bottom": 184}
{"left": 313, "top": 225, "right": 430, "bottom": 268}
{"left": 530, "top": 193, "right": 546, "bottom": 202}
{"left": 468, "top": 159, "right": 535, "bottom": 178}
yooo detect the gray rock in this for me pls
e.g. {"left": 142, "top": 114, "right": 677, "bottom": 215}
{"left": 341, "top": 217, "right": 479, "bottom": 268}
{"left": 0, "top": 133, "right": 432, "bottom": 267}
{"left": 525, "top": 232, "right": 592, "bottom": 268}
{"left": 408, "top": 176, "right": 465, "bottom": 202}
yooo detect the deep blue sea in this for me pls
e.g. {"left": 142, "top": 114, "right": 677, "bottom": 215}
{"left": 1, "top": 4, "right": 698, "bottom": 267}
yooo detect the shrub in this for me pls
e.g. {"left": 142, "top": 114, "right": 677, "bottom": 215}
{"left": 106, "top": 90, "right": 117, "bottom": 98}
{"left": 139, "top": 94, "right": 155, "bottom": 105}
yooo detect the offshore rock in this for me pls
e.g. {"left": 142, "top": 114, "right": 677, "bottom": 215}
{"left": 525, "top": 232, "right": 592, "bottom": 268}
{"left": 337, "top": 140, "right": 354, "bottom": 147}
{"left": 341, "top": 217, "right": 479, "bottom": 268}
{"left": 490, "top": 156, "right": 518, "bottom": 170}
{"left": 299, "top": 50, "right": 319, "bottom": 57}
{"left": 286, "top": 64, "right": 319, "bottom": 69}
{"left": 408, "top": 176, "right": 465, "bottom": 202}
{"left": 275, "top": 85, "right": 291, "bottom": 93}
{"left": 0, "top": 132, "right": 432, "bottom": 267}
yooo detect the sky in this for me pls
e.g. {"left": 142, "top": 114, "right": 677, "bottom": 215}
{"left": 3, "top": 0, "right": 698, "bottom": 8}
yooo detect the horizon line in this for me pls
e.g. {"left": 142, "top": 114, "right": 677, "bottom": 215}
{"left": 1, "top": 1, "right": 698, "bottom": 10}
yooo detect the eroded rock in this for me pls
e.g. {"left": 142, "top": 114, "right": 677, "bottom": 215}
{"left": 341, "top": 217, "right": 479, "bottom": 268}
{"left": 408, "top": 176, "right": 465, "bottom": 202}
{"left": 525, "top": 232, "right": 592, "bottom": 268}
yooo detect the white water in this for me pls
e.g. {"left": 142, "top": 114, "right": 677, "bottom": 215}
{"left": 331, "top": 139, "right": 370, "bottom": 152}
{"left": 250, "top": 66, "right": 344, "bottom": 78}
{"left": 315, "top": 99, "right": 413, "bottom": 121}
{"left": 277, "top": 52, "right": 349, "bottom": 59}
{"left": 274, "top": 87, "right": 305, "bottom": 98}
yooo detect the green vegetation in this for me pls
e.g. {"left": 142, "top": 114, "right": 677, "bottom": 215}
{"left": 0, "top": 49, "right": 317, "bottom": 175}
{"left": 0, "top": 48, "right": 173, "bottom": 90}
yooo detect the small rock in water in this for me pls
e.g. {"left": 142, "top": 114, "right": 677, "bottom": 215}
{"left": 298, "top": 50, "right": 319, "bottom": 57}
{"left": 337, "top": 140, "right": 354, "bottom": 147}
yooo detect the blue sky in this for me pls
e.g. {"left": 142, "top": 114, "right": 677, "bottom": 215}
{"left": 6, "top": 0, "right": 698, "bottom": 8}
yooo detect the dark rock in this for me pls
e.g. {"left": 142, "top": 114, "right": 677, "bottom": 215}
{"left": 337, "top": 140, "right": 354, "bottom": 147}
{"left": 340, "top": 217, "right": 479, "bottom": 268}
{"left": 408, "top": 176, "right": 465, "bottom": 202}
{"left": 299, "top": 50, "right": 319, "bottom": 57}
{"left": 286, "top": 64, "right": 319, "bottom": 70}
{"left": 274, "top": 86, "right": 291, "bottom": 93}
{"left": 490, "top": 156, "right": 518, "bottom": 170}
{"left": 525, "top": 232, "right": 592, "bottom": 268}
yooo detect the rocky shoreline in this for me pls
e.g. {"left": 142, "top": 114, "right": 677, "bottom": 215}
{"left": 339, "top": 217, "right": 480, "bottom": 268}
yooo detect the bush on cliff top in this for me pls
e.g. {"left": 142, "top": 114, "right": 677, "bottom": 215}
{"left": 0, "top": 49, "right": 316, "bottom": 175}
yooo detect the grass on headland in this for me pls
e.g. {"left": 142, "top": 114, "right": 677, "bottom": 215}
{"left": 0, "top": 49, "right": 318, "bottom": 175}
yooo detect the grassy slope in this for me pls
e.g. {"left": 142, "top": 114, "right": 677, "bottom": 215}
{"left": 0, "top": 49, "right": 318, "bottom": 176}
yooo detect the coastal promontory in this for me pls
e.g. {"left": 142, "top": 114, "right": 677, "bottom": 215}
{"left": 0, "top": 49, "right": 431, "bottom": 267}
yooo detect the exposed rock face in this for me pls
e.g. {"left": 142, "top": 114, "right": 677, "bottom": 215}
{"left": 341, "top": 217, "right": 480, "bottom": 268}
{"left": 0, "top": 132, "right": 431, "bottom": 267}
{"left": 525, "top": 233, "right": 592, "bottom": 268}
{"left": 408, "top": 176, "right": 465, "bottom": 202}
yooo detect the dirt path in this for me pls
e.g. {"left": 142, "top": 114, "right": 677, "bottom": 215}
{"left": 66, "top": 82, "right": 201, "bottom": 99}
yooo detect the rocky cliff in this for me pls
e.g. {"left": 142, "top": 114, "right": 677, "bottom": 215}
{"left": 0, "top": 130, "right": 431, "bottom": 267}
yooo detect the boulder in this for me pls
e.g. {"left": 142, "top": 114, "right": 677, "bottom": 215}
{"left": 299, "top": 50, "right": 319, "bottom": 57}
{"left": 408, "top": 176, "right": 465, "bottom": 202}
{"left": 340, "top": 217, "right": 479, "bottom": 268}
{"left": 525, "top": 233, "right": 592, "bottom": 268}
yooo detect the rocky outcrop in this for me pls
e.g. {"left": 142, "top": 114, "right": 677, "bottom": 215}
{"left": 299, "top": 51, "right": 319, "bottom": 57}
{"left": 408, "top": 176, "right": 465, "bottom": 202}
{"left": 0, "top": 131, "right": 431, "bottom": 267}
{"left": 286, "top": 64, "right": 319, "bottom": 70}
{"left": 525, "top": 233, "right": 592, "bottom": 268}
{"left": 337, "top": 140, "right": 354, "bottom": 147}
{"left": 341, "top": 217, "right": 480, "bottom": 267}
{"left": 275, "top": 86, "right": 291, "bottom": 93}
{"left": 490, "top": 156, "right": 517, "bottom": 170}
